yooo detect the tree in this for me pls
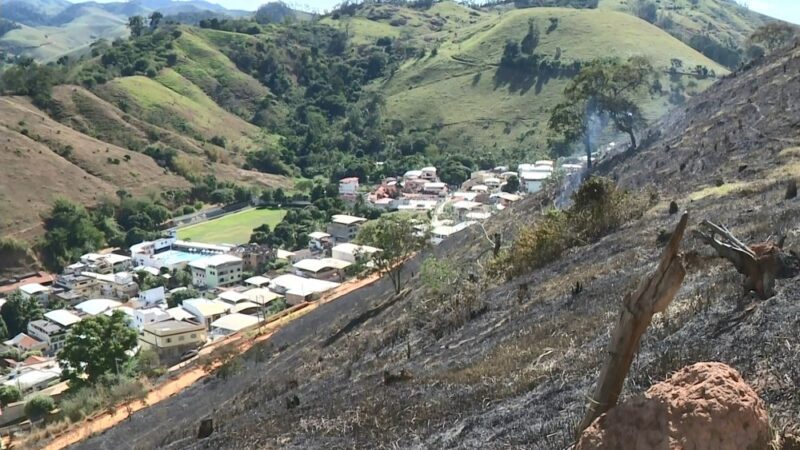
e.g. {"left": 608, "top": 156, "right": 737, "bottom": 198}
{"left": 39, "top": 198, "right": 106, "bottom": 272}
{"left": 0, "top": 385, "right": 22, "bottom": 406}
{"left": 274, "top": 188, "right": 287, "bottom": 205}
{"left": 25, "top": 395, "right": 54, "bottom": 421}
{"left": 632, "top": 0, "right": 658, "bottom": 23}
{"left": 549, "top": 57, "right": 656, "bottom": 164}
{"left": 503, "top": 175, "right": 520, "bottom": 193}
{"left": 1, "top": 291, "right": 44, "bottom": 337}
{"left": 168, "top": 288, "right": 199, "bottom": 308}
{"left": 128, "top": 16, "right": 146, "bottom": 37}
{"left": 356, "top": 215, "right": 428, "bottom": 293}
{"left": 520, "top": 19, "right": 540, "bottom": 55}
{"left": 748, "top": 22, "right": 798, "bottom": 53}
{"left": 149, "top": 11, "right": 163, "bottom": 30}
{"left": 249, "top": 224, "right": 273, "bottom": 245}
{"left": 58, "top": 311, "right": 138, "bottom": 386}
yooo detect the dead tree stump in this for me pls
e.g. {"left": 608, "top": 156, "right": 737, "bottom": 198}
{"left": 578, "top": 212, "right": 689, "bottom": 434}
{"left": 695, "top": 220, "right": 800, "bottom": 300}
{"left": 786, "top": 179, "right": 797, "bottom": 200}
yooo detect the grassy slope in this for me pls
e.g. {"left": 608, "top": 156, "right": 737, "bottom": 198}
{"left": 0, "top": 95, "right": 189, "bottom": 239}
{"left": 599, "top": 0, "right": 769, "bottom": 50}
{"left": 0, "top": 6, "right": 128, "bottom": 61}
{"left": 177, "top": 207, "right": 287, "bottom": 244}
{"left": 368, "top": 5, "right": 727, "bottom": 155}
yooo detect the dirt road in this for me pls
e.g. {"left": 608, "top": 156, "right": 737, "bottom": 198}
{"left": 35, "top": 273, "right": 383, "bottom": 450}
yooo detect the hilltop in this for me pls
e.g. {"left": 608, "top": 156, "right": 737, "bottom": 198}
{"left": 71, "top": 39, "right": 800, "bottom": 449}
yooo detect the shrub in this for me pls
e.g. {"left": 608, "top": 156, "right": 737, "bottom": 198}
{"left": 415, "top": 259, "right": 486, "bottom": 338}
{"left": 25, "top": 395, "right": 55, "bottom": 421}
{"left": 0, "top": 385, "right": 22, "bottom": 406}
{"left": 493, "top": 177, "right": 654, "bottom": 279}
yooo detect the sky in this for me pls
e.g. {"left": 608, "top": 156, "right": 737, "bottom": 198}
{"left": 64, "top": 0, "right": 800, "bottom": 23}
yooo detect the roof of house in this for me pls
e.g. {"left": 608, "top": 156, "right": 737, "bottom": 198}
{"left": 520, "top": 171, "right": 551, "bottom": 181}
{"left": 19, "top": 283, "right": 49, "bottom": 295}
{"left": 217, "top": 291, "right": 248, "bottom": 304}
{"left": 166, "top": 306, "right": 195, "bottom": 322}
{"left": 403, "top": 170, "right": 422, "bottom": 178}
{"left": 293, "top": 258, "right": 352, "bottom": 273}
{"left": 29, "top": 319, "right": 63, "bottom": 334}
{"left": 182, "top": 299, "right": 231, "bottom": 317}
{"left": 188, "top": 254, "right": 242, "bottom": 270}
{"left": 230, "top": 301, "right": 261, "bottom": 314}
{"left": 470, "top": 185, "right": 488, "bottom": 192}
{"left": 423, "top": 182, "right": 447, "bottom": 189}
{"left": 210, "top": 313, "right": 260, "bottom": 332}
{"left": 0, "top": 273, "right": 56, "bottom": 295}
{"left": 105, "top": 306, "right": 135, "bottom": 318}
{"left": 244, "top": 276, "right": 271, "bottom": 287}
{"left": 339, "top": 177, "right": 359, "bottom": 183}
{"left": 143, "top": 320, "right": 205, "bottom": 337}
{"left": 270, "top": 274, "right": 339, "bottom": 296}
{"left": 466, "top": 212, "right": 493, "bottom": 220}
{"left": 535, "top": 160, "right": 554, "bottom": 166}
{"left": 330, "top": 214, "right": 367, "bottom": 225}
{"left": 135, "top": 307, "right": 170, "bottom": 319}
{"left": 4, "top": 333, "right": 44, "bottom": 350}
{"left": 453, "top": 200, "right": 483, "bottom": 210}
{"left": 483, "top": 177, "right": 501, "bottom": 184}
{"left": 492, "top": 192, "right": 521, "bottom": 202}
{"left": 75, "top": 299, "right": 122, "bottom": 316}
{"left": 308, "top": 231, "right": 332, "bottom": 240}
{"left": 3, "top": 366, "right": 61, "bottom": 391}
{"left": 332, "top": 243, "right": 380, "bottom": 256}
{"left": 43, "top": 309, "right": 82, "bottom": 328}
{"left": 276, "top": 249, "right": 296, "bottom": 260}
{"left": 242, "top": 288, "right": 283, "bottom": 305}
{"left": 421, "top": 166, "right": 437, "bottom": 172}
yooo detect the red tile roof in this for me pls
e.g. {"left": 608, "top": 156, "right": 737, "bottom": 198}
{"left": 0, "top": 273, "right": 56, "bottom": 295}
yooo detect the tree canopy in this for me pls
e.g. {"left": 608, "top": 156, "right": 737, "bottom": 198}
{"left": 58, "top": 310, "right": 138, "bottom": 386}
{"left": 549, "top": 56, "right": 656, "bottom": 165}
{"left": 0, "top": 291, "right": 44, "bottom": 338}
{"left": 356, "top": 215, "right": 428, "bottom": 293}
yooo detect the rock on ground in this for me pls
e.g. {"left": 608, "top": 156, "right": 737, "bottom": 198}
{"left": 577, "top": 362, "right": 770, "bottom": 450}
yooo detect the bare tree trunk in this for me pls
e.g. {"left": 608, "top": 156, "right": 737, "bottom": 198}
{"left": 584, "top": 133, "right": 592, "bottom": 170}
{"left": 627, "top": 129, "right": 637, "bottom": 149}
{"left": 578, "top": 212, "right": 689, "bottom": 434}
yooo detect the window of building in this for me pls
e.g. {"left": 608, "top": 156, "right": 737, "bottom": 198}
{"left": 179, "top": 335, "right": 185, "bottom": 341}
{"left": 166, "top": 338, "right": 172, "bottom": 343}
{"left": 190, "top": 333, "right": 197, "bottom": 338}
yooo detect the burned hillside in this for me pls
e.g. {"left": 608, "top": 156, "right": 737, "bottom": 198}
{"left": 72, "top": 44, "right": 800, "bottom": 450}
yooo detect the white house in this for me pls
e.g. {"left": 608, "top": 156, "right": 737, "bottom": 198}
{"left": 339, "top": 177, "right": 359, "bottom": 199}
{"left": 242, "top": 288, "right": 284, "bottom": 307}
{"left": 134, "top": 308, "right": 171, "bottom": 331}
{"left": 420, "top": 166, "right": 438, "bottom": 181}
{"left": 326, "top": 215, "right": 367, "bottom": 243}
{"left": 189, "top": 254, "right": 244, "bottom": 289}
{"left": 244, "top": 276, "right": 271, "bottom": 288}
{"left": 308, "top": 231, "right": 333, "bottom": 252}
{"left": 269, "top": 274, "right": 339, "bottom": 305}
{"left": 423, "top": 182, "right": 448, "bottom": 196}
{"left": 520, "top": 171, "right": 551, "bottom": 194}
{"left": 182, "top": 299, "right": 231, "bottom": 330}
{"left": 18, "top": 284, "right": 51, "bottom": 304}
{"left": 331, "top": 243, "right": 380, "bottom": 264}
{"left": 138, "top": 286, "right": 166, "bottom": 307}
{"left": 210, "top": 313, "right": 260, "bottom": 337}
{"left": 75, "top": 298, "right": 122, "bottom": 316}
{"left": 293, "top": 258, "right": 351, "bottom": 281}
{"left": 80, "top": 253, "right": 132, "bottom": 274}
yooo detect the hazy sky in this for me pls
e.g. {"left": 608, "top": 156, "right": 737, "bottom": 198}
{"left": 66, "top": 0, "right": 800, "bottom": 23}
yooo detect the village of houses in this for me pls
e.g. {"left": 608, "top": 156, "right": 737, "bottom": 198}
{"left": 0, "top": 158, "right": 582, "bottom": 423}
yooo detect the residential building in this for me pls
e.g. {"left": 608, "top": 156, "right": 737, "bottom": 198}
{"left": 43, "top": 309, "right": 82, "bottom": 329}
{"left": 189, "top": 254, "right": 244, "bottom": 289}
{"left": 293, "top": 258, "right": 351, "bottom": 282}
{"left": 26, "top": 321, "right": 63, "bottom": 355}
{"left": 134, "top": 308, "right": 171, "bottom": 331}
{"left": 453, "top": 200, "right": 484, "bottom": 221}
{"left": 210, "top": 313, "right": 260, "bottom": 337}
{"left": 3, "top": 365, "right": 61, "bottom": 393}
{"left": 138, "top": 286, "right": 166, "bottom": 307}
{"left": 230, "top": 243, "right": 273, "bottom": 272}
{"left": 276, "top": 249, "right": 298, "bottom": 263}
{"left": 52, "top": 290, "right": 85, "bottom": 307}
{"left": 491, "top": 192, "right": 521, "bottom": 207}
{"left": 131, "top": 233, "right": 233, "bottom": 271}
{"left": 326, "top": 215, "right": 367, "bottom": 243}
{"left": 331, "top": 243, "right": 380, "bottom": 264}
{"left": 420, "top": 166, "right": 438, "bottom": 181}
{"left": 269, "top": 274, "right": 339, "bottom": 305}
{"left": 431, "top": 222, "right": 474, "bottom": 245}
{"left": 139, "top": 320, "right": 206, "bottom": 364}
{"left": 166, "top": 306, "right": 195, "bottom": 322}
{"left": 182, "top": 299, "right": 231, "bottom": 330}
{"left": 54, "top": 274, "right": 99, "bottom": 298}
{"left": 339, "top": 177, "right": 359, "bottom": 200}
{"left": 244, "top": 276, "right": 271, "bottom": 288}
{"left": 483, "top": 177, "right": 501, "bottom": 190}
{"left": 19, "top": 283, "right": 51, "bottom": 304}
{"left": 79, "top": 253, "right": 132, "bottom": 274}
{"left": 520, "top": 171, "right": 550, "bottom": 193}
{"left": 3, "top": 333, "right": 46, "bottom": 353}
{"left": 423, "top": 182, "right": 448, "bottom": 196}
{"left": 81, "top": 272, "right": 138, "bottom": 300}
{"left": 308, "top": 231, "right": 333, "bottom": 252}
{"left": 403, "top": 169, "right": 422, "bottom": 180}
{"left": 216, "top": 291, "right": 260, "bottom": 314}
{"left": 75, "top": 298, "right": 122, "bottom": 316}
{"left": 241, "top": 288, "right": 284, "bottom": 307}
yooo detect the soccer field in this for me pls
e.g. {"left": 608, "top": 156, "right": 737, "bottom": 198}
{"left": 177, "top": 208, "right": 287, "bottom": 245}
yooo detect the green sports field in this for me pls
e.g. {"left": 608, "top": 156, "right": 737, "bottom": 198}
{"left": 177, "top": 207, "right": 287, "bottom": 245}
